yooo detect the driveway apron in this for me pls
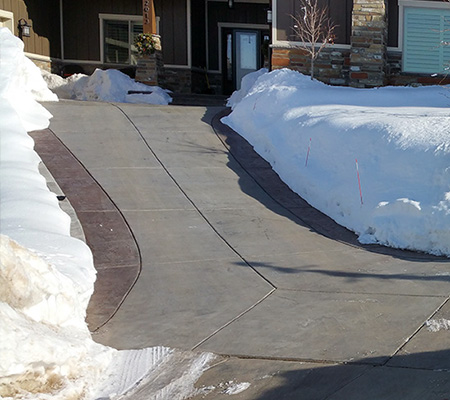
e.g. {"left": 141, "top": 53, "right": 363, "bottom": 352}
{"left": 38, "top": 101, "right": 450, "bottom": 399}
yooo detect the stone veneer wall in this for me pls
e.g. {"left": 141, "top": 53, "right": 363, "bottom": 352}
{"left": 272, "top": 45, "right": 450, "bottom": 88}
{"left": 272, "top": 0, "right": 389, "bottom": 88}
{"left": 272, "top": 47, "right": 351, "bottom": 85}
{"left": 135, "top": 50, "right": 165, "bottom": 86}
{"left": 349, "top": 0, "right": 388, "bottom": 87}
{"left": 163, "top": 67, "right": 192, "bottom": 93}
{"left": 162, "top": 69, "right": 223, "bottom": 94}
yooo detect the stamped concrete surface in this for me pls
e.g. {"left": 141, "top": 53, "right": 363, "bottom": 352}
{"left": 36, "top": 100, "right": 450, "bottom": 399}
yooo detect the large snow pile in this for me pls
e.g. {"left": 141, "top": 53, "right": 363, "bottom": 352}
{"left": 225, "top": 69, "right": 450, "bottom": 257}
{"left": 0, "top": 27, "right": 214, "bottom": 399}
{"left": 43, "top": 68, "right": 172, "bottom": 105}
{"left": 0, "top": 26, "right": 117, "bottom": 400}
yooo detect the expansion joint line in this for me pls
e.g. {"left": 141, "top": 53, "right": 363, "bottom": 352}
{"left": 111, "top": 103, "right": 277, "bottom": 291}
{"left": 191, "top": 288, "right": 276, "bottom": 351}
{"left": 385, "top": 295, "right": 450, "bottom": 366}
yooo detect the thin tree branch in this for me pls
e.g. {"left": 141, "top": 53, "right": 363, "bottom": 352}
{"left": 290, "top": 0, "right": 337, "bottom": 79}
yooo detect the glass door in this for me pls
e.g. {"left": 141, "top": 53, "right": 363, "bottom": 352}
{"left": 234, "top": 30, "right": 259, "bottom": 90}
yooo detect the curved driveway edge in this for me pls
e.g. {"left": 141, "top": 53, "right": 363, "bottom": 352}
{"left": 211, "top": 108, "right": 445, "bottom": 261}
{"left": 30, "top": 128, "right": 141, "bottom": 332}
{"left": 34, "top": 100, "right": 450, "bottom": 399}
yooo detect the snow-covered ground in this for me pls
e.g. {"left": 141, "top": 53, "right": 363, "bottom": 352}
{"left": 0, "top": 27, "right": 211, "bottom": 400}
{"left": 225, "top": 69, "right": 450, "bottom": 257}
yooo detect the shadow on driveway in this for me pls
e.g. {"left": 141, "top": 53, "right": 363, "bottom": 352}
{"left": 191, "top": 349, "right": 450, "bottom": 400}
{"left": 207, "top": 107, "right": 448, "bottom": 264}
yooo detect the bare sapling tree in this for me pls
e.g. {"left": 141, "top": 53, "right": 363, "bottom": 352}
{"left": 291, "top": 0, "right": 337, "bottom": 80}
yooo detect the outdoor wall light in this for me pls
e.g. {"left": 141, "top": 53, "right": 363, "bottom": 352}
{"left": 228, "top": 0, "right": 234, "bottom": 9}
{"left": 267, "top": 8, "right": 273, "bottom": 24}
{"left": 18, "top": 18, "right": 31, "bottom": 38}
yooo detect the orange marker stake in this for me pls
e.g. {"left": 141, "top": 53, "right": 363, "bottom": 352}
{"left": 356, "top": 158, "right": 363, "bottom": 205}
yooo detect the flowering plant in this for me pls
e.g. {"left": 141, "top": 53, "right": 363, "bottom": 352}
{"left": 134, "top": 33, "right": 157, "bottom": 56}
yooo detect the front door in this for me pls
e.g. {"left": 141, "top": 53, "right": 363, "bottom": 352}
{"left": 222, "top": 28, "right": 268, "bottom": 94}
{"left": 235, "top": 30, "right": 259, "bottom": 90}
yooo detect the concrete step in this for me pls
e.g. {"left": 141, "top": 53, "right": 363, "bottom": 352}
{"left": 170, "top": 93, "right": 229, "bottom": 107}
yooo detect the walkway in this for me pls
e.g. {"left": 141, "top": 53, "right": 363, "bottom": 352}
{"left": 33, "top": 100, "right": 450, "bottom": 399}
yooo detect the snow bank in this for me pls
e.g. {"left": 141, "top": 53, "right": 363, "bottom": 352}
{"left": 1, "top": 27, "right": 215, "bottom": 399}
{"left": 43, "top": 68, "right": 172, "bottom": 105}
{"left": 227, "top": 68, "right": 268, "bottom": 107}
{"left": 0, "top": 27, "right": 116, "bottom": 399}
{"left": 225, "top": 69, "right": 450, "bottom": 257}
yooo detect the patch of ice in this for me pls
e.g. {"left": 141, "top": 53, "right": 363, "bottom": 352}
{"left": 426, "top": 319, "right": 450, "bottom": 332}
{"left": 224, "top": 381, "right": 251, "bottom": 395}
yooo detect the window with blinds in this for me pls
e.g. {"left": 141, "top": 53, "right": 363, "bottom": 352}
{"left": 104, "top": 19, "right": 143, "bottom": 65}
{"left": 403, "top": 7, "right": 450, "bottom": 74}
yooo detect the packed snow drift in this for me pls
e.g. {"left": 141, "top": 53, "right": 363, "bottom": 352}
{"left": 225, "top": 69, "right": 450, "bottom": 257}
{"left": 0, "top": 27, "right": 211, "bottom": 400}
{"left": 0, "top": 26, "right": 116, "bottom": 400}
{"left": 43, "top": 68, "right": 172, "bottom": 105}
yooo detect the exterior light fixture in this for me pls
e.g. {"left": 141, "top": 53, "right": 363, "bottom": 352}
{"left": 267, "top": 8, "right": 273, "bottom": 24}
{"left": 18, "top": 18, "right": 31, "bottom": 38}
{"left": 228, "top": 0, "right": 234, "bottom": 9}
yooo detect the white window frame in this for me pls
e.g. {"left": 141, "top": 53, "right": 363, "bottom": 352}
{"left": 398, "top": 0, "right": 450, "bottom": 52}
{"left": 0, "top": 10, "right": 14, "bottom": 33}
{"left": 213, "top": 22, "right": 269, "bottom": 73}
{"left": 398, "top": 0, "right": 450, "bottom": 74}
{"left": 205, "top": 0, "right": 270, "bottom": 72}
{"left": 99, "top": 14, "right": 143, "bottom": 65}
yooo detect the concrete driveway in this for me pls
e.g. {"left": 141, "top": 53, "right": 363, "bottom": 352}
{"left": 34, "top": 100, "right": 450, "bottom": 399}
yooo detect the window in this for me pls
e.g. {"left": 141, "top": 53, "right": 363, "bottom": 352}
{"left": 100, "top": 15, "right": 143, "bottom": 65}
{"left": 0, "top": 10, "right": 14, "bottom": 33}
{"left": 402, "top": 5, "right": 450, "bottom": 74}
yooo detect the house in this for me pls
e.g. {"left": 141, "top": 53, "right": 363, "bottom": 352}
{"left": 272, "top": 0, "right": 450, "bottom": 87}
{"left": 1, "top": 0, "right": 449, "bottom": 93}
{"left": 0, "top": 0, "right": 271, "bottom": 94}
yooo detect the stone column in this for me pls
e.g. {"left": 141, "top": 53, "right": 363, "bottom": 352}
{"left": 350, "top": 0, "right": 388, "bottom": 87}
{"left": 135, "top": 36, "right": 164, "bottom": 86}
{"left": 136, "top": 0, "right": 164, "bottom": 87}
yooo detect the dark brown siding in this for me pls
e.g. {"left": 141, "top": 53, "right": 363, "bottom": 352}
{"left": 62, "top": 0, "right": 141, "bottom": 61}
{"left": 156, "top": 0, "right": 188, "bottom": 65}
{"left": 388, "top": 0, "right": 398, "bottom": 47}
{"left": 276, "top": 0, "right": 294, "bottom": 41}
{"left": 62, "top": 0, "right": 187, "bottom": 66}
{"left": 191, "top": 0, "right": 206, "bottom": 68}
{"left": 276, "top": 0, "right": 352, "bottom": 45}
{"left": 1, "top": 0, "right": 61, "bottom": 58}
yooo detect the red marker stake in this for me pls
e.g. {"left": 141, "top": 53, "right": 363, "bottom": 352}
{"left": 305, "top": 138, "right": 312, "bottom": 167}
{"left": 356, "top": 158, "right": 363, "bottom": 205}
